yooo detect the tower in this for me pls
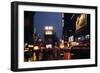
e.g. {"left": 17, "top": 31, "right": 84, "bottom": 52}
{"left": 44, "top": 26, "right": 55, "bottom": 48}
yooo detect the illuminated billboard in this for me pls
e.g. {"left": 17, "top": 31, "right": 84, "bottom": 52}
{"left": 76, "top": 14, "right": 87, "bottom": 31}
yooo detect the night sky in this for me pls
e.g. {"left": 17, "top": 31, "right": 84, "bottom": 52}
{"left": 33, "top": 12, "right": 62, "bottom": 40}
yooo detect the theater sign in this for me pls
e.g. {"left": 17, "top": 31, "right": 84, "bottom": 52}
{"left": 76, "top": 14, "right": 87, "bottom": 31}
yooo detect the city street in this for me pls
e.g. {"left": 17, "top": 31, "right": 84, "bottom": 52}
{"left": 24, "top": 42, "right": 90, "bottom": 62}
{"left": 24, "top": 11, "right": 90, "bottom": 62}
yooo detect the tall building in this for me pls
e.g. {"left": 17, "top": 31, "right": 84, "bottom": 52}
{"left": 63, "top": 13, "right": 78, "bottom": 41}
{"left": 72, "top": 14, "right": 90, "bottom": 59}
{"left": 24, "top": 11, "right": 35, "bottom": 44}
{"left": 24, "top": 11, "right": 35, "bottom": 62}
{"left": 44, "top": 26, "right": 55, "bottom": 48}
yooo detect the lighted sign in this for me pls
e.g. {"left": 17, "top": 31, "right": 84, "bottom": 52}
{"left": 28, "top": 45, "right": 34, "bottom": 48}
{"left": 69, "top": 36, "right": 74, "bottom": 42}
{"left": 46, "top": 44, "right": 52, "bottom": 48}
{"left": 76, "top": 14, "right": 87, "bottom": 31}
{"left": 71, "top": 42, "right": 79, "bottom": 46}
{"left": 85, "top": 34, "right": 90, "bottom": 39}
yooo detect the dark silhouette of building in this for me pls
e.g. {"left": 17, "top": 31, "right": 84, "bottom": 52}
{"left": 63, "top": 13, "right": 90, "bottom": 59}
{"left": 24, "top": 11, "right": 35, "bottom": 44}
{"left": 24, "top": 11, "right": 35, "bottom": 61}
{"left": 63, "top": 13, "right": 79, "bottom": 41}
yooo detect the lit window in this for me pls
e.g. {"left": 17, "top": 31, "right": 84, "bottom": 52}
{"left": 44, "top": 26, "right": 53, "bottom": 30}
{"left": 45, "top": 31, "right": 53, "bottom": 35}
{"left": 44, "top": 26, "right": 49, "bottom": 30}
{"left": 48, "top": 26, "right": 53, "bottom": 30}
